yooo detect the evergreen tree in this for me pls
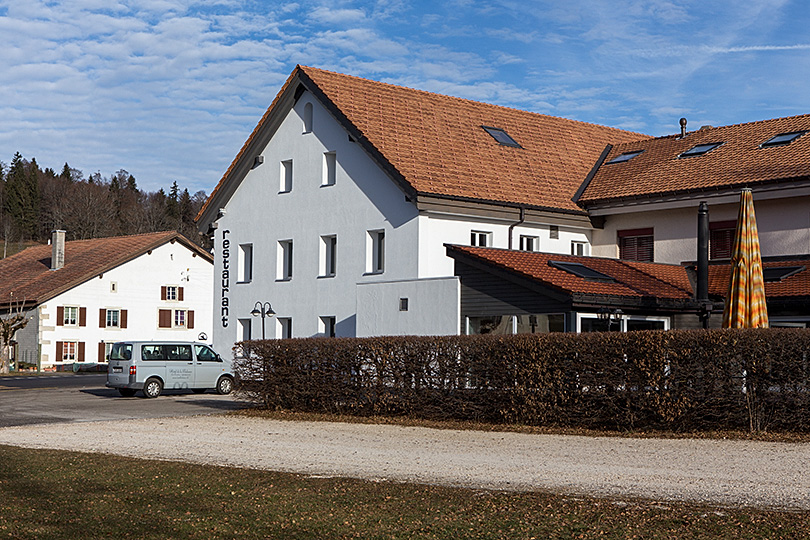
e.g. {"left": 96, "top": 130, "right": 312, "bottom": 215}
{"left": 4, "top": 153, "right": 39, "bottom": 239}
{"left": 166, "top": 181, "right": 179, "bottom": 220}
{"left": 60, "top": 163, "right": 72, "bottom": 181}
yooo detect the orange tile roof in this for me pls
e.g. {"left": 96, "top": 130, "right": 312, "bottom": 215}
{"left": 0, "top": 232, "right": 212, "bottom": 309}
{"left": 447, "top": 245, "right": 694, "bottom": 301}
{"left": 578, "top": 114, "right": 810, "bottom": 205}
{"left": 197, "top": 66, "right": 646, "bottom": 222}
{"left": 706, "top": 257, "right": 810, "bottom": 300}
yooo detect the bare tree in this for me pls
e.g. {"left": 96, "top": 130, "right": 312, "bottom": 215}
{"left": 0, "top": 294, "right": 31, "bottom": 373}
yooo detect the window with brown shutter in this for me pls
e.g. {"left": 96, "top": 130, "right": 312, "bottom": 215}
{"left": 618, "top": 228, "right": 654, "bottom": 262}
{"left": 99, "top": 309, "right": 106, "bottom": 328}
{"left": 710, "top": 220, "right": 736, "bottom": 260}
{"left": 56, "top": 341, "right": 63, "bottom": 360}
{"left": 158, "top": 309, "right": 172, "bottom": 328}
{"left": 121, "top": 309, "right": 128, "bottom": 329}
{"left": 57, "top": 306, "right": 64, "bottom": 326}
{"left": 161, "top": 286, "right": 167, "bottom": 300}
{"left": 79, "top": 307, "right": 87, "bottom": 327}
{"left": 188, "top": 310, "right": 194, "bottom": 329}
{"left": 78, "top": 342, "right": 85, "bottom": 362}
{"left": 98, "top": 342, "right": 105, "bottom": 362}
{"left": 178, "top": 287, "right": 184, "bottom": 301}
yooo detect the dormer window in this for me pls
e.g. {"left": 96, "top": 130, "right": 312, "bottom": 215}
{"left": 607, "top": 150, "right": 643, "bottom": 164}
{"left": 482, "top": 126, "right": 521, "bottom": 148}
{"left": 760, "top": 131, "right": 805, "bottom": 148}
{"left": 679, "top": 142, "right": 723, "bottom": 158}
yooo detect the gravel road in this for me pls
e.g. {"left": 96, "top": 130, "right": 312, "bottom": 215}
{"left": 1, "top": 416, "right": 808, "bottom": 510}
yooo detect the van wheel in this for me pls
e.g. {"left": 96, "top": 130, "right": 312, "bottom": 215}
{"left": 118, "top": 388, "right": 136, "bottom": 397}
{"left": 142, "top": 378, "right": 163, "bottom": 398}
{"left": 216, "top": 376, "right": 233, "bottom": 395}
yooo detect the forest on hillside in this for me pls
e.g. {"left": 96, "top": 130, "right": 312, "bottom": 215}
{"left": 0, "top": 152, "right": 210, "bottom": 258}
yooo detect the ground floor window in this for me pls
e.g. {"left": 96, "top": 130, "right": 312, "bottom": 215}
{"left": 467, "top": 314, "right": 565, "bottom": 335}
{"left": 577, "top": 313, "right": 669, "bottom": 333}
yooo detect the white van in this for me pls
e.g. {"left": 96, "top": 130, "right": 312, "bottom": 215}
{"left": 106, "top": 341, "right": 234, "bottom": 398}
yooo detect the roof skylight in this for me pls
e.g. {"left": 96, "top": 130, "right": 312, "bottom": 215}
{"left": 763, "top": 266, "right": 805, "bottom": 282}
{"left": 481, "top": 126, "right": 521, "bottom": 148}
{"left": 679, "top": 142, "right": 723, "bottom": 158}
{"left": 607, "top": 150, "right": 644, "bottom": 164}
{"left": 549, "top": 260, "right": 615, "bottom": 282}
{"left": 760, "top": 131, "right": 806, "bottom": 148}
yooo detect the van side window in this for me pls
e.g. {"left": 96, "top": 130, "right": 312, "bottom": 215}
{"left": 195, "top": 345, "right": 219, "bottom": 362}
{"left": 141, "top": 344, "right": 166, "bottom": 361}
{"left": 109, "top": 343, "right": 132, "bottom": 361}
{"left": 167, "top": 345, "right": 192, "bottom": 361}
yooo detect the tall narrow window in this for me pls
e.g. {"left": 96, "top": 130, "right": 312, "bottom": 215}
{"left": 303, "top": 102, "right": 313, "bottom": 133}
{"left": 238, "top": 243, "right": 253, "bottom": 282}
{"left": 320, "top": 235, "right": 337, "bottom": 277}
{"left": 63, "top": 306, "right": 78, "bottom": 326}
{"left": 280, "top": 160, "right": 293, "bottom": 193}
{"left": 367, "top": 230, "right": 385, "bottom": 273}
{"left": 710, "top": 220, "right": 736, "bottom": 260}
{"left": 277, "top": 240, "right": 293, "bottom": 280}
{"left": 618, "top": 228, "right": 654, "bottom": 262}
{"left": 238, "top": 318, "right": 252, "bottom": 341}
{"left": 470, "top": 230, "right": 491, "bottom": 247}
{"left": 106, "top": 309, "right": 120, "bottom": 328}
{"left": 322, "top": 152, "right": 336, "bottom": 186}
{"left": 519, "top": 235, "right": 538, "bottom": 252}
{"left": 319, "top": 316, "right": 336, "bottom": 338}
{"left": 278, "top": 317, "right": 292, "bottom": 339}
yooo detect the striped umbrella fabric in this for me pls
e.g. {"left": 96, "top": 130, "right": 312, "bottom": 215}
{"left": 722, "top": 189, "right": 769, "bottom": 328}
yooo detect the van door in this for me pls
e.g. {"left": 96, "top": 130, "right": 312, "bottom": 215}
{"left": 193, "top": 344, "right": 225, "bottom": 388}
{"left": 164, "top": 344, "right": 194, "bottom": 390}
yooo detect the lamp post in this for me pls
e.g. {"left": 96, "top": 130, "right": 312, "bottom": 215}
{"left": 250, "top": 302, "right": 275, "bottom": 339}
{"left": 597, "top": 307, "right": 623, "bottom": 332}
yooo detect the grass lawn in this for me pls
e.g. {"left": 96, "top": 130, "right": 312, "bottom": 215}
{"left": 0, "top": 444, "right": 807, "bottom": 539}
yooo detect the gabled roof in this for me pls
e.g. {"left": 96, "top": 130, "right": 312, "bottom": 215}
{"left": 576, "top": 114, "right": 810, "bottom": 206}
{"left": 0, "top": 231, "right": 212, "bottom": 310}
{"left": 446, "top": 245, "right": 694, "bottom": 304}
{"left": 197, "top": 65, "right": 646, "bottom": 225}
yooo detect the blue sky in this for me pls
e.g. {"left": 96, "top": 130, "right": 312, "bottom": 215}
{"left": 1, "top": 0, "right": 808, "bottom": 194}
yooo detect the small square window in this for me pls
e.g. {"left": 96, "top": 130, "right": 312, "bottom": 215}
{"left": 571, "top": 241, "right": 588, "bottom": 256}
{"left": 399, "top": 298, "right": 409, "bottom": 311}
{"left": 471, "top": 230, "right": 491, "bottom": 247}
{"left": 549, "top": 225, "right": 559, "bottom": 240}
{"left": 519, "top": 235, "right": 539, "bottom": 252}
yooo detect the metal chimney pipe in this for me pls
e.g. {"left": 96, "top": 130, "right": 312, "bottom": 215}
{"left": 697, "top": 202, "right": 709, "bottom": 301}
{"left": 679, "top": 117, "right": 687, "bottom": 138}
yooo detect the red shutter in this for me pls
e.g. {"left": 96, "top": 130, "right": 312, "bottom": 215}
{"left": 98, "top": 342, "right": 105, "bottom": 362}
{"left": 158, "top": 309, "right": 171, "bottom": 328}
{"left": 178, "top": 287, "right": 184, "bottom": 301}
{"left": 99, "top": 309, "right": 106, "bottom": 328}
{"left": 121, "top": 309, "right": 128, "bottom": 329}
{"left": 78, "top": 342, "right": 85, "bottom": 362}
{"left": 57, "top": 306, "right": 64, "bottom": 326}
{"left": 56, "top": 341, "right": 64, "bottom": 361}
{"left": 187, "top": 310, "right": 194, "bottom": 329}
{"left": 79, "top": 307, "right": 87, "bottom": 327}
{"left": 618, "top": 229, "right": 654, "bottom": 262}
{"left": 161, "top": 286, "right": 167, "bottom": 300}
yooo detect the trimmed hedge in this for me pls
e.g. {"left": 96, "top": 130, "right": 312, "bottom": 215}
{"left": 235, "top": 328, "right": 810, "bottom": 432}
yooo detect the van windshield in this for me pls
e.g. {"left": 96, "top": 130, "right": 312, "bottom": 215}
{"left": 109, "top": 343, "right": 133, "bottom": 361}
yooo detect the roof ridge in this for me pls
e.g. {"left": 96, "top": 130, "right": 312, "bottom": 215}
{"left": 299, "top": 65, "right": 649, "bottom": 138}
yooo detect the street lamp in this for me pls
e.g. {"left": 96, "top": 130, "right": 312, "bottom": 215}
{"left": 597, "top": 307, "right": 623, "bottom": 332}
{"left": 251, "top": 301, "right": 275, "bottom": 339}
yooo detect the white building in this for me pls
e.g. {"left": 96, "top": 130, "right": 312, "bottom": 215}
{"left": 0, "top": 231, "right": 213, "bottom": 370}
{"left": 196, "top": 65, "right": 641, "bottom": 348}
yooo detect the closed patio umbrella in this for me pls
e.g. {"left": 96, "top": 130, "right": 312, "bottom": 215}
{"left": 722, "top": 188, "right": 768, "bottom": 328}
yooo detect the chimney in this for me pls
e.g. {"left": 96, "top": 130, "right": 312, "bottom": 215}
{"left": 679, "top": 117, "right": 687, "bottom": 138}
{"left": 51, "top": 230, "right": 65, "bottom": 270}
{"left": 696, "top": 202, "right": 711, "bottom": 327}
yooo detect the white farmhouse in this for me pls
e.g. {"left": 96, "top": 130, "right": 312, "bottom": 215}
{"left": 196, "top": 65, "right": 641, "bottom": 347}
{"left": 0, "top": 231, "right": 213, "bottom": 370}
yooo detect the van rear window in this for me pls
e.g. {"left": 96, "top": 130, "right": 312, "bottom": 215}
{"left": 108, "top": 343, "right": 133, "bottom": 361}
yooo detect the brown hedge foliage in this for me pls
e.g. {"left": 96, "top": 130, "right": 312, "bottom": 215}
{"left": 235, "top": 328, "right": 810, "bottom": 433}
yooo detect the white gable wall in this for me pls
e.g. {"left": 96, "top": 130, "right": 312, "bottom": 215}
{"left": 38, "top": 242, "right": 213, "bottom": 367}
